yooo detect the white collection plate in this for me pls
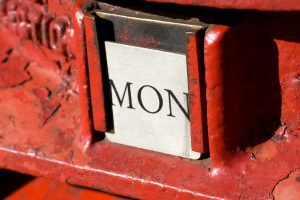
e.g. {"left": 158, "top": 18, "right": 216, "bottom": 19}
{"left": 105, "top": 41, "right": 201, "bottom": 159}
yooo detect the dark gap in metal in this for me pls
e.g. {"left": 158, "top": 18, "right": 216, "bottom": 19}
{"left": 90, "top": 14, "right": 116, "bottom": 143}
{"left": 0, "top": 169, "right": 34, "bottom": 199}
{"left": 196, "top": 30, "right": 210, "bottom": 155}
{"left": 95, "top": 16, "right": 116, "bottom": 133}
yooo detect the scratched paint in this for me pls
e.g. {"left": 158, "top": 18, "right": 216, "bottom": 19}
{"left": 0, "top": 1, "right": 299, "bottom": 200}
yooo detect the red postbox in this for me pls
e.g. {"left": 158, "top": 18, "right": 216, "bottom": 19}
{"left": 0, "top": 0, "right": 299, "bottom": 199}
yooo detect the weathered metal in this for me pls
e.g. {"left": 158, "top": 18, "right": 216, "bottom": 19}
{"left": 186, "top": 31, "right": 208, "bottom": 153}
{"left": 84, "top": 13, "right": 111, "bottom": 132}
{"left": 0, "top": 0, "right": 299, "bottom": 199}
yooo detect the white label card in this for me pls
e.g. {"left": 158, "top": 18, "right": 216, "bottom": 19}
{"left": 105, "top": 41, "right": 200, "bottom": 159}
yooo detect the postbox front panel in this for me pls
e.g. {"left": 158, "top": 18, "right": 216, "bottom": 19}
{"left": 1, "top": 0, "right": 299, "bottom": 199}
{"left": 85, "top": 6, "right": 207, "bottom": 158}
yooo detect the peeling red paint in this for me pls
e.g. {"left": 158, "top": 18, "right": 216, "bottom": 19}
{"left": 0, "top": 1, "right": 299, "bottom": 200}
{"left": 273, "top": 169, "right": 300, "bottom": 200}
{"left": 246, "top": 140, "right": 278, "bottom": 161}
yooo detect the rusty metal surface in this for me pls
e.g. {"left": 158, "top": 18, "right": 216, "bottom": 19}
{"left": 0, "top": 0, "right": 299, "bottom": 200}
